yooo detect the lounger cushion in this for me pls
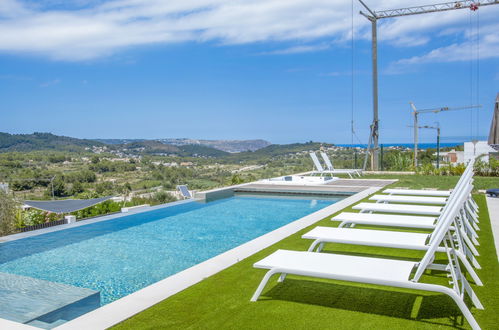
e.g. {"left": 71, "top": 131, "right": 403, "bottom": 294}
{"left": 370, "top": 195, "right": 448, "bottom": 205}
{"left": 303, "top": 227, "right": 429, "bottom": 249}
{"left": 332, "top": 212, "right": 438, "bottom": 228}
{"left": 353, "top": 203, "right": 443, "bottom": 216}
{"left": 383, "top": 189, "right": 451, "bottom": 197}
{"left": 254, "top": 250, "right": 416, "bottom": 283}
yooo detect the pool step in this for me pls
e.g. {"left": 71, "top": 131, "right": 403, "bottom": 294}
{"left": 0, "top": 272, "right": 100, "bottom": 327}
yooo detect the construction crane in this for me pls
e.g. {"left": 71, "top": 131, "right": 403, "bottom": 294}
{"left": 357, "top": 0, "right": 499, "bottom": 170}
{"left": 409, "top": 123, "right": 442, "bottom": 168}
{"left": 409, "top": 102, "right": 482, "bottom": 167}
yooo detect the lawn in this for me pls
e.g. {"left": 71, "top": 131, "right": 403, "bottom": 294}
{"left": 114, "top": 175, "right": 499, "bottom": 330}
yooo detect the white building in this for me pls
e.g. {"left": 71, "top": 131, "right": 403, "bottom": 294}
{"left": 464, "top": 141, "right": 497, "bottom": 163}
{"left": 438, "top": 149, "right": 464, "bottom": 164}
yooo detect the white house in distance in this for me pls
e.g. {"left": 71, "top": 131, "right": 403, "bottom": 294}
{"left": 438, "top": 141, "right": 497, "bottom": 165}
{"left": 464, "top": 141, "right": 497, "bottom": 163}
{"left": 439, "top": 149, "right": 465, "bottom": 164}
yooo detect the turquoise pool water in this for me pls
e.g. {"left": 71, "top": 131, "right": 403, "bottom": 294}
{"left": 0, "top": 194, "right": 342, "bottom": 324}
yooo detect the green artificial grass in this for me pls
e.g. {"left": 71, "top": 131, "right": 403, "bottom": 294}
{"left": 114, "top": 178, "right": 499, "bottom": 330}
{"left": 363, "top": 174, "right": 498, "bottom": 192}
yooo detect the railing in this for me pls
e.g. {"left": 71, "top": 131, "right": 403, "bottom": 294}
{"left": 20, "top": 219, "right": 67, "bottom": 232}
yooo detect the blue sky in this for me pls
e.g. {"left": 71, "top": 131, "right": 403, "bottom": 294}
{"left": 1, "top": 0, "right": 498, "bottom": 144}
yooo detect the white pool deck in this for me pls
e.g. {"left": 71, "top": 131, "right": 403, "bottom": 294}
{"left": 486, "top": 196, "right": 499, "bottom": 262}
{"left": 0, "top": 180, "right": 392, "bottom": 330}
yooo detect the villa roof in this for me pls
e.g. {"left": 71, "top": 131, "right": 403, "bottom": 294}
{"left": 23, "top": 196, "right": 112, "bottom": 214}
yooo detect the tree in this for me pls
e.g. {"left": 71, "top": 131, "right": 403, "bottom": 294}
{"left": 52, "top": 176, "right": 67, "bottom": 197}
{"left": 231, "top": 174, "right": 244, "bottom": 185}
{"left": 70, "top": 181, "right": 84, "bottom": 195}
{"left": 0, "top": 191, "right": 17, "bottom": 236}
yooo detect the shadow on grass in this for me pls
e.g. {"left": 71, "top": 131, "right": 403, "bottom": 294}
{"left": 261, "top": 279, "right": 466, "bottom": 328}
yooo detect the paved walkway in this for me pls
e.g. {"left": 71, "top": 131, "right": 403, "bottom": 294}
{"left": 486, "top": 196, "right": 499, "bottom": 261}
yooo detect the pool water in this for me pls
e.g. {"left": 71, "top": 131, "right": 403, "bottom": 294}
{"left": 0, "top": 194, "right": 341, "bottom": 323}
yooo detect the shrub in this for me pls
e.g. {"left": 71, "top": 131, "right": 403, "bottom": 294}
{"left": 152, "top": 191, "right": 176, "bottom": 204}
{"left": 0, "top": 191, "right": 17, "bottom": 235}
{"left": 22, "top": 210, "right": 60, "bottom": 227}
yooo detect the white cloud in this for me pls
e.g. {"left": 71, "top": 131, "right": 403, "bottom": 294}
{"left": 260, "top": 43, "right": 330, "bottom": 55}
{"left": 40, "top": 78, "right": 61, "bottom": 87}
{"left": 0, "top": 0, "right": 497, "bottom": 61}
{"left": 391, "top": 22, "right": 499, "bottom": 68}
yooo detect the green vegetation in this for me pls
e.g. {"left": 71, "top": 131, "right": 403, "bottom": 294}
{"left": 0, "top": 132, "right": 104, "bottom": 152}
{"left": 0, "top": 191, "right": 17, "bottom": 236}
{"left": 363, "top": 173, "right": 498, "bottom": 192}
{"left": 0, "top": 141, "right": 324, "bottom": 202}
{"left": 114, "top": 180, "right": 497, "bottom": 330}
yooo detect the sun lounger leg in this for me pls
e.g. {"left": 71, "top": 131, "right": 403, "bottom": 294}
{"left": 460, "top": 229, "right": 480, "bottom": 256}
{"left": 251, "top": 269, "right": 280, "bottom": 302}
{"left": 462, "top": 220, "right": 479, "bottom": 243}
{"left": 413, "top": 283, "right": 481, "bottom": 330}
{"left": 462, "top": 276, "right": 484, "bottom": 309}
{"left": 278, "top": 274, "right": 287, "bottom": 282}
{"left": 338, "top": 221, "right": 352, "bottom": 228}
{"left": 455, "top": 250, "right": 483, "bottom": 286}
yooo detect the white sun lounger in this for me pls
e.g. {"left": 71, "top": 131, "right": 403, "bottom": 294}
{"left": 302, "top": 226, "right": 482, "bottom": 285}
{"left": 384, "top": 188, "right": 451, "bottom": 197}
{"left": 333, "top": 212, "right": 438, "bottom": 228}
{"left": 383, "top": 189, "right": 479, "bottom": 211}
{"left": 353, "top": 202, "right": 443, "bottom": 215}
{"left": 251, "top": 187, "right": 483, "bottom": 330}
{"left": 369, "top": 194, "right": 448, "bottom": 205}
{"left": 304, "top": 183, "right": 482, "bottom": 280}
{"left": 320, "top": 151, "right": 362, "bottom": 177}
{"left": 309, "top": 152, "right": 357, "bottom": 178}
{"left": 337, "top": 164, "right": 480, "bottom": 248}
{"left": 332, "top": 212, "right": 479, "bottom": 251}
{"left": 358, "top": 171, "right": 479, "bottom": 233}
{"left": 355, "top": 188, "right": 479, "bottom": 236}
{"left": 343, "top": 202, "right": 479, "bottom": 248}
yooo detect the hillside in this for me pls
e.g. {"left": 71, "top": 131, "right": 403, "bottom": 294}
{"left": 94, "top": 139, "right": 144, "bottom": 145}
{"left": 96, "top": 138, "right": 270, "bottom": 153}
{"left": 159, "top": 138, "right": 270, "bottom": 152}
{"left": 0, "top": 133, "right": 325, "bottom": 160}
{"left": 118, "top": 141, "right": 228, "bottom": 157}
{"left": 119, "top": 140, "right": 180, "bottom": 154}
{"left": 223, "top": 142, "right": 332, "bottom": 162}
{"left": 0, "top": 132, "right": 103, "bottom": 152}
{"left": 178, "top": 144, "right": 229, "bottom": 157}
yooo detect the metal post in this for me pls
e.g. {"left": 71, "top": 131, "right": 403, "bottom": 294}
{"left": 354, "top": 149, "right": 358, "bottom": 169}
{"left": 437, "top": 127, "right": 441, "bottom": 169}
{"left": 371, "top": 18, "right": 379, "bottom": 171}
{"left": 51, "top": 176, "right": 55, "bottom": 200}
{"left": 380, "top": 144, "right": 384, "bottom": 171}
{"left": 414, "top": 112, "right": 418, "bottom": 168}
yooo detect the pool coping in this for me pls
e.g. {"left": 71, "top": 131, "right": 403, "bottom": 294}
{"left": 0, "top": 186, "right": 382, "bottom": 330}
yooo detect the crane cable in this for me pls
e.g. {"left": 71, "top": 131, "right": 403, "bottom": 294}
{"left": 469, "top": 3, "right": 481, "bottom": 140}
{"left": 351, "top": 0, "right": 354, "bottom": 145}
{"left": 476, "top": 7, "right": 480, "bottom": 139}
{"left": 350, "top": 0, "right": 363, "bottom": 146}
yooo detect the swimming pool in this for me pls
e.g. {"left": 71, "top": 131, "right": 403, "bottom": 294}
{"left": 0, "top": 193, "right": 345, "bottom": 327}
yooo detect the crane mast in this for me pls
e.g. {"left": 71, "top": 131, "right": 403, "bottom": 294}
{"left": 357, "top": 0, "right": 499, "bottom": 170}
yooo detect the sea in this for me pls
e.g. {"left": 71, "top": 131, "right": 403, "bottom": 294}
{"left": 336, "top": 143, "right": 463, "bottom": 149}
